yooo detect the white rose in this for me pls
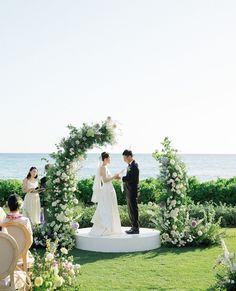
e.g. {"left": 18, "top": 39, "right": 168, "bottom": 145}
{"left": 73, "top": 198, "right": 78, "bottom": 204}
{"left": 171, "top": 230, "right": 176, "bottom": 236}
{"left": 172, "top": 172, "right": 177, "bottom": 178}
{"left": 198, "top": 231, "right": 203, "bottom": 236}
{"left": 69, "top": 269, "right": 75, "bottom": 276}
{"left": 65, "top": 209, "right": 71, "bottom": 215}
{"left": 56, "top": 213, "right": 66, "bottom": 222}
{"left": 60, "top": 247, "right": 68, "bottom": 255}
{"left": 168, "top": 179, "right": 174, "bottom": 184}
{"left": 53, "top": 266, "right": 59, "bottom": 275}
{"left": 170, "top": 210, "right": 177, "bottom": 218}
{"left": 54, "top": 275, "right": 64, "bottom": 288}
{"left": 46, "top": 253, "right": 54, "bottom": 262}
{"left": 74, "top": 264, "right": 81, "bottom": 270}
{"left": 34, "top": 277, "right": 44, "bottom": 287}
{"left": 170, "top": 159, "right": 175, "bottom": 165}
{"left": 170, "top": 200, "right": 176, "bottom": 207}
{"left": 61, "top": 173, "right": 68, "bottom": 180}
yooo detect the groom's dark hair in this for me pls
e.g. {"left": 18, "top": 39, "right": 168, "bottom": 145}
{"left": 122, "top": 150, "right": 133, "bottom": 157}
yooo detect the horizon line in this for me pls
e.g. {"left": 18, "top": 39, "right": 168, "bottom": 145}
{"left": 1, "top": 152, "right": 236, "bottom": 155}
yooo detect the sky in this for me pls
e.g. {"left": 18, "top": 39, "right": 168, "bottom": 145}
{"left": 0, "top": 0, "right": 236, "bottom": 154}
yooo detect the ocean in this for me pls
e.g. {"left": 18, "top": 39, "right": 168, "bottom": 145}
{"left": 0, "top": 153, "right": 236, "bottom": 181}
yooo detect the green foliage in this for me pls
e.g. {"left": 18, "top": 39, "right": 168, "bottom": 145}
{"left": 188, "top": 176, "right": 236, "bottom": 205}
{"left": 0, "top": 179, "right": 23, "bottom": 206}
{"left": 189, "top": 202, "right": 236, "bottom": 228}
{"left": 76, "top": 177, "right": 94, "bottom": 205}
{"left": 78, "top": 203, "right": 159, "bottom": 229}
{"left": 2, "top": 178, "right": 236, "bottom": 231}
{"left": 75, "top": 177, "right": 162, "bottom": 206}
{"left": 139, "top": 178, "right": 163, "bottom": 204}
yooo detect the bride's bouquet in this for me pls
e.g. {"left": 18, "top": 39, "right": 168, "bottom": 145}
{"left": 119, "top": 169, "right": 126, "bottom": 192}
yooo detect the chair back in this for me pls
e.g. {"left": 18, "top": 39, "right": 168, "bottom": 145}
{"left": 0, "top": 222, "right": 32, "bottom": 272}
{"left": 0, "top": 232, "right": 18, "bottom": 284}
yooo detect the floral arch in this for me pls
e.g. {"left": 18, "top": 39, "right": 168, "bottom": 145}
{"left": 35, "top": 117, "right": 117, "bottom": 248}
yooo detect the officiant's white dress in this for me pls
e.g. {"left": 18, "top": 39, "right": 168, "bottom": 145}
{"left": 23, "top": 179, "right": 41, "bottom": 225}
{"left": 90, "top": 166, "right": 122, "bottom": 236}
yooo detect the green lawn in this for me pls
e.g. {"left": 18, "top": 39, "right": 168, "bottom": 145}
{"left": 69, "top": 228, "right": 236, "bottom": 290}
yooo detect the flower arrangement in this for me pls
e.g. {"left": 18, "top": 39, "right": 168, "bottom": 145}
{"left": 152, "top": 137, "right": 221, "bottom": 247}
{"left": 213, "top": 240, "right": 236, "bottom": 290}
{"left": 32, "top": 240, "right": 81, "bottom": 290}
{"left": 34, "top": 117, "right": 117, "bottom": 248}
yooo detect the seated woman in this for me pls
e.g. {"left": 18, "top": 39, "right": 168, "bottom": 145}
{"left": 3, "top": 194, "right": 32, "bottom": 234}
{"left": 2, "top": 194, "right": 34, "bottom": 270}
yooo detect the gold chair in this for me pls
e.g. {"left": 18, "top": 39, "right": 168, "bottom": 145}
{"left": 0, "top": 222, "right": 33, "bottom": 273}
{"left": 0, "top": 232, "right": 29, "bottom": 290}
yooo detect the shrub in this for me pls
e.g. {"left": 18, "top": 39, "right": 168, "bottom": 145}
{"left": 76, "top": 177, "right": 94, "bottom": 205}
{"left": 78, "top": 203, "right": 159, "bottom": 229}
{"left": 0, "top": 179, "right": 23, "bottom": 206}
{"left": 188, "top": 176, "right": 236, "bottom": 205}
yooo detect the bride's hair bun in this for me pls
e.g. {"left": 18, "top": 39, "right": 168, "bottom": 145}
{"left": 101, "top": 152, "right": 110, "bottom": 161}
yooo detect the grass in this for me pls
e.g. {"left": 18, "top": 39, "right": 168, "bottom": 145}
{"left": 70, "top": 228, "right": 236, "bottom": 290}
{"left": 33, "top": 228, "right": 236, "bottom": 290}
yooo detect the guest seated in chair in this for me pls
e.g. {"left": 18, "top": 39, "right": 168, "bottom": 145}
{"left": 1, "top": 194, "right": 34, "bottom": 272}
{"left": 3, "top": 194, "right": 32, "bottom": 234}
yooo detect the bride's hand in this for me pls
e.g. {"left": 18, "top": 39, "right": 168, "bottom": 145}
{"left": 113, "top": 174, "right": 121, "bottom": 180}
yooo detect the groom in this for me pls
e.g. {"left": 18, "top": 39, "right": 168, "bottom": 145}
{"left": 122, "top": 150, "right": 140, "bottom": 234}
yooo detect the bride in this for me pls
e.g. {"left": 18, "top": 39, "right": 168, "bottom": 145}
{"left": 90, "top": 152, "right": 122, "bottom": 236}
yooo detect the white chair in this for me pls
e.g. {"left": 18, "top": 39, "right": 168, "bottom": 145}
{"left": 0, "top": 232, "right": 29, "bottom": 290}
{"left": 0, "top": 222, "right": 33, "bottom": 272}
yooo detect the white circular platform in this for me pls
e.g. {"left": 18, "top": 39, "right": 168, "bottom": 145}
{"left": 75, "top": 227, "right": 161, "bottom": 253}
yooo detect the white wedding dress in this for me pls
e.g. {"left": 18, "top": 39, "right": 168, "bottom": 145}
{"left": 90, "top": 165, "right": 122, "bottom": 236}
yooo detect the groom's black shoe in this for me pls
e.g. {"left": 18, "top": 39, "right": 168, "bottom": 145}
{"left": 125, "top": 228, "right": 139, "bottom": 234}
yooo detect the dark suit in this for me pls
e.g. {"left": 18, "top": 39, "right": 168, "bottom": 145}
{"left": 40, "top": 176, "right": 47, "bottom": 207}
{"left": 40, "top": 176, "right": 47, "bottom": 222}
{"left": 122, "top": 160, "right": 140, "bottom": 229}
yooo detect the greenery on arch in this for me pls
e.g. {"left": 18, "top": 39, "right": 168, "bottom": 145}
{"left": 34, "top": 117, "right": 117, "bottom": 249}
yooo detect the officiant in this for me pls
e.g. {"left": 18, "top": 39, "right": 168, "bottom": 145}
{"left": 40, "top": 163, "right": 52, "bottom": 223}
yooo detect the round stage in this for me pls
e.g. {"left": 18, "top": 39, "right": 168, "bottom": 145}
{"left": 75, "top": 227, "right": 161, "bottom": 253}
